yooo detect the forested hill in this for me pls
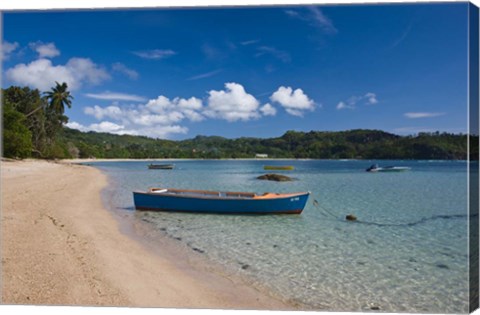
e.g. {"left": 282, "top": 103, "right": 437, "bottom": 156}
{"left": 59, "top": 128, "right": 476, "bottom": 160}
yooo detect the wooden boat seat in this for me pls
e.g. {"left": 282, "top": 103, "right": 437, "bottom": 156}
{"left": 254, "top": 192, "right": 281, "bottom": 199}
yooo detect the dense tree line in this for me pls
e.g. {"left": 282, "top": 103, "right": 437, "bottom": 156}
{"left": 2, "top": 85, "right": 477, "bottom": 160}
{"left": 58, "top": 128, "right": 476, "bottom": 160}
{"left": 2, "top": 84, "right": 73, "bottom": 158}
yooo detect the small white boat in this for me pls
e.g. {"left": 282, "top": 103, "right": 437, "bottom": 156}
{"left": 366, "top": 164, "right": 411, "bottom": 172}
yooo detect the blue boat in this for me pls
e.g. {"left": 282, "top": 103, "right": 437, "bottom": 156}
{"left": 133, "top": 188, "right": 310, "bottom": 214}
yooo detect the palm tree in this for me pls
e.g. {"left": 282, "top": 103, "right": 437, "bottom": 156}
{"left": 42, "top": 82, "right": 74, "bottom": 146}
{"left": 43, "top": 81, "right": 73, "bottom": 115}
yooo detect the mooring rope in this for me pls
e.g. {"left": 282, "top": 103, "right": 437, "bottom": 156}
{"left": 312, "top": 199, "right": 339, "bottom": 220}
{"left": 312, "top": 198, "right": 474, "bottom": 227}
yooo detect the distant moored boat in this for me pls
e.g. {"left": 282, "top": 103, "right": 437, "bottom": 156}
{"left": 264, "top": 165, "right": 295, "bottom": 171}
{"left": 148, "top": 163, "right": 175, "bottom": 170}
{"left": 366, "top": 164, "right": 411, "bottom": 172}
{"left": 133, "top": 188, "right": 310, "bottom": 214}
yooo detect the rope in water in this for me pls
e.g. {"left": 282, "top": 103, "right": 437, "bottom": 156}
{"left": 312, "top": 199, "right": 339, "bottom": 220}
{"left": 312, "top": 198, "right": 474, "bottom": 227}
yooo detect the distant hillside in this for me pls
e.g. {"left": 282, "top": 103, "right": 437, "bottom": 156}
{"left": 58, "top": 128, "right": 477, "bottom": 160}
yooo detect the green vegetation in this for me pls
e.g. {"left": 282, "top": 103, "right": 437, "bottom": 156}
{"left": 58, "top": 128, "right": 475, "bottom": 160}
{"left": 2, "top": 84, "right": 478, "bottom": 160}
{"left": 2, "top": 83, "right": 73, "bottom": 159}
{"left": 3, "top": 98, "right": 32, "bottom": 158}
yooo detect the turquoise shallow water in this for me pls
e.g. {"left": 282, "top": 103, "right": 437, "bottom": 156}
{"left": 91, "top": 159, "right": 470, "bottom": 313}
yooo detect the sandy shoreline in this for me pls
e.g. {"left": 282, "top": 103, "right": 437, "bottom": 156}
{"left": 1, "top": 159, "right": 293, "bottom": 309}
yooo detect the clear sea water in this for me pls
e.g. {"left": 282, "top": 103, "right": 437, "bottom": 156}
{"left": 89, "top": 159, "right": 471, "bottom": 313}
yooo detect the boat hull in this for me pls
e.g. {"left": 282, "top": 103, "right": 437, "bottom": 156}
{"left": 133, "top": 190, "right": 310, "bottom": 214}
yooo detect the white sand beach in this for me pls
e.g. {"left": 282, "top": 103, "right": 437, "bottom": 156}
{"left": 1, "top": 159, "right": 292, "bottom": 310}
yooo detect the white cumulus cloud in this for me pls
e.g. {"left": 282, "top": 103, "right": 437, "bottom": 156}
{"left": 66, "top": 121, "right": 125, "bottom": 134}
{"left": 260, "top": 103, "right": 277, "bottom": 116}
{"left": 80, "top": 94, "right": 205, "bottom": 139}
{"left": 177, "top": 97, "right": 203, "bottom": 110}
{"left": 182, "top": 109, "right": 204, "bottom": 122}
{"left": 66, "top": 58, "right": 110, "bottom": 85}
{"left": 84, "top": 105, "right": 124, "bottom": 120}
{"left": 204, "top": 82, "right": 262, "bottom": 122}
{"left": 65, "top": 121, "right": 89, "bottom": 132}
{"left": 145, "top": 96, "right": 205, "bottom": 122}
{"left": 336, "top": 101, "right": 354, "bottom": 110}
{"left": 6, "top": 59, "right": 74, "bottom": 90}
{"left": 66, "top": 121, "right": 188, "bottom": 139}
{"left": 270, "top": 86, "right": 315, "bottom": 117}
{"left": 29, "top": 41, "right": 60, "bottom": 58}
{"left": 145, "top": 95, "right": 171, "bottom": 113}
{"left": 70, "top": 82, "right": 316, "bottom": 138}
{"left": 6, "top": 57, "right": 110, "bottom": 91}
{"left": 365, "top": 92, "right": 378, "bottom": 105}
{"left": 130, "top": 113, "right": 183, "bottom": 126}
{"left": 1, "top": 41, "right": 19, "bottom": 60}
{"left": 89, "top": 121, "right": 126, "bottom": 133}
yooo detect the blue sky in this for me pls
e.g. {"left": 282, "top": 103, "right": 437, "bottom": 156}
{"left": 1, "top": 3, "right": 470, "bottom": 139}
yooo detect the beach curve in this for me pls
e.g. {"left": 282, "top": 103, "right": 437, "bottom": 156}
{"left": 1, "top": 159, "right": 293, "bottom": 309}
